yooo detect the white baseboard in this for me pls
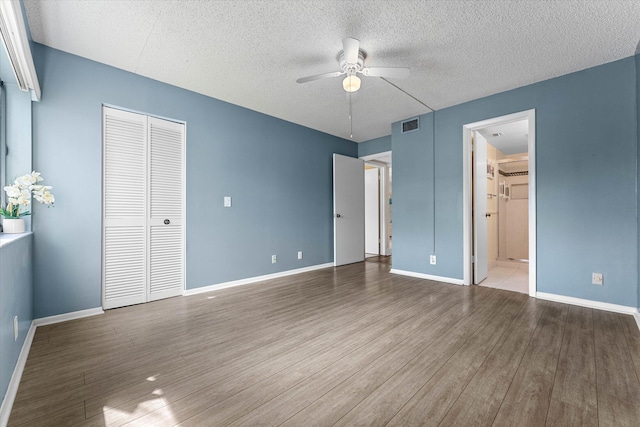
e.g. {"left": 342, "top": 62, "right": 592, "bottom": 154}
{"left": 536, "top": 292, "right": 639, "bottom": 325}
{"left": 184, "top": 263, "right": 335, "bottom": 296}
{"left": 0, "top": 322, "right": 36, "bottom": 426}
{"left": 33, "top": 307, "right": 104, "bottom": 326}
{"left": 389, "top": 269, "right": 465, "bottom": 286}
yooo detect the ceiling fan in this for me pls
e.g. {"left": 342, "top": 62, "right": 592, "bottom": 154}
{"left": 296, "top": 38, "right": 410, "bottom": 92}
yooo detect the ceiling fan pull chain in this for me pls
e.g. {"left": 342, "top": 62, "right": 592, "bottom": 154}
{"left": 349, "top": 91, "right": 353, "bottom": 139}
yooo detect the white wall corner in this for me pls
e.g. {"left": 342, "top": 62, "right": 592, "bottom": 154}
{"left": 33, "top": 307, "right": 104, "bottom": 326}
{"left": 0, "top": 321, "right": 36, "bottom": 426}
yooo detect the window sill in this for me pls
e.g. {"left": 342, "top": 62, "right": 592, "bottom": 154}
{"left": 0, "top": 232, "right": 33, "bottom": 248}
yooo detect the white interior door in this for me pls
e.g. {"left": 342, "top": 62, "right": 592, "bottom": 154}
{"left": 364, "top": 167, "right": 380, "bottom": 255}
{"left": 333, "top": 154, "right": 365, "bottom": 266}
{"left": 473, "top": 132, "right": 489, "bottom": 284}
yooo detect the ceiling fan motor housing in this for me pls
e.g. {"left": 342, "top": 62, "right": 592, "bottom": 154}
{"left": 339, "top": 50, "right": 365, "bottom": 74}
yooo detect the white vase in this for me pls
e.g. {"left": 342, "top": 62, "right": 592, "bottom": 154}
{"left": 2, "top": 218, "right": 26, "bottom": 233}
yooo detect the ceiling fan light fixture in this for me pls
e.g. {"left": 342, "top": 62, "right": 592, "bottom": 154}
{"left": 342, "top": 74, "right": 361, "bottom": 92}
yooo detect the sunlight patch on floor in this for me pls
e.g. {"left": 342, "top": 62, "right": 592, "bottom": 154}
{"left": 102, "top": 390, "right": 177, "bottom": 426}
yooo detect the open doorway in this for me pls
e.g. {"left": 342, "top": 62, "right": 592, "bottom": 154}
{"left": 463, "top": 110, "right": 536, "bottom": 296}
{"left": 361, "top": 151, "right": 392, "bottom": 258}
{"left": 333, "top": 152, "right": 391, "bottom": 267}
{"left": 365, "top": 164, "right": 381, "bottom": 256}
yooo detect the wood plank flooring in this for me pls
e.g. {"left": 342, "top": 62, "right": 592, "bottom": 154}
{"left": 8, "top": 257, "right": 640, "bottom": 426}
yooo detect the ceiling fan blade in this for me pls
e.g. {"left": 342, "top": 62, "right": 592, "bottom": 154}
{"left": 296, "top": 70, "right": 344, "bottom": 84}
{"left": 342, "top": 38, "right": 360, "bottom": 64}
{"left": 362, "top": 67, "right": 410, "bottom": 79}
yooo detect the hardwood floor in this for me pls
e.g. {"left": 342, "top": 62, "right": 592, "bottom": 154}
{"left": 8, "top": 258, "right": 640, "bottom": 426}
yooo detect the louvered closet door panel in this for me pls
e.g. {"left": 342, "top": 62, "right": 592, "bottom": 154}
{"left": 104, "top": 227, "right": 146, "bottom": 305}
{"left": 148, "top": 117, "right": 184, "bottom": 301}
{"left": 149, "top": 224, "right": 183, "bottom": 300}
{"left": 103, "top": 107, "right": 148, "bottom": 309}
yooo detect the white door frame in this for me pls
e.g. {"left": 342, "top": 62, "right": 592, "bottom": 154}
{"left": 360, "top": 151, "right": 391, "bottom": 256}
{"left": 462, "top": 109, "right": 536, "bottom": 296}
{"left": 473, "top": 131, "right": 489, "bottom": 285}
{"left": 364, "top": 165, "right": 381, "bottom": 255}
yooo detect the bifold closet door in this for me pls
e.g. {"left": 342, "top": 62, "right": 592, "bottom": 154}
{"left": 103, "top": 107, "right": 148, "bottom": 309}
{"left": 148, "top": 117, "right": 184, "bottom": 301}
{"left": 103, "top": 107, "right": 185, "bottom": 310}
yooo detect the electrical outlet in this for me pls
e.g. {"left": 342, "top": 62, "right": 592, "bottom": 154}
{"left": 13, "top": 316, "right": 18, "bottom": 341}
{"left": 592, "top": 272, "right": 603, "bottom": 286}
{"left": 298, "top": 251, "right": 303, "bottom": 260}
{"left": 430, "top": 255, "right": 437, "bottom": 265}
{"left": 272, "top": 255, "right": 277, "bottom": 264}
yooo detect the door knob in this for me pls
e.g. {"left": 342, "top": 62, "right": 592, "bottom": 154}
{"left": 164, "top": 219, "right": 170, "bottom": 224}
{"left": 485, "top": 213, "right": 490, "bottom": 218}
{"left": 336, "top": 214, "right": 341, "bottom": 218}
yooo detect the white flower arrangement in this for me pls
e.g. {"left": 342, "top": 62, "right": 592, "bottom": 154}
{"left": 1, "top": 171, "right": 55, "bottom": 218}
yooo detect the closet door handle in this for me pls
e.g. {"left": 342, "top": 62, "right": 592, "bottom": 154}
{"left": 164, "top": 219, "right": 170, "bottom": 225}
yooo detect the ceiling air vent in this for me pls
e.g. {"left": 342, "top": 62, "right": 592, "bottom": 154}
{"left": 401, "top": 118, "right": 419, "bottom": 134}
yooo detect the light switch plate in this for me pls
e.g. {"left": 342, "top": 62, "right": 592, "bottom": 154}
{"left": 224, "top": 196, "right": 232, "bottom": 207}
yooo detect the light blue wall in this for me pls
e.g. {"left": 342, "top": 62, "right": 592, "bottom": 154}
{"left": 31, "top": 44, "right": 356, "bottom": 318}
{"left": 0, "top": 235, "right": 33, "bottom": 405}
{"left": 358, "top": 135, "right": 391, "bottom": 157}
{"left": 393, "top": 57, "right": 638, "bottom": 307}
{"left": 392, "top": 115, "right": 435, "bottom": 271}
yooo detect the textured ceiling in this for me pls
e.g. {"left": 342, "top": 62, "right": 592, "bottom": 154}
{"left": 22, "top": 1, "right": 640, "bottom": 142}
